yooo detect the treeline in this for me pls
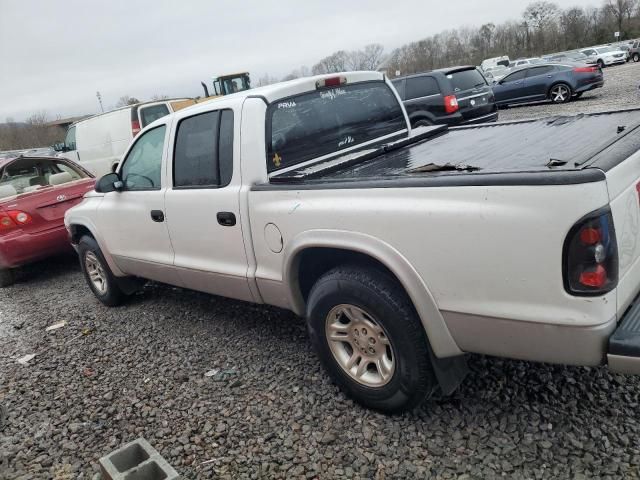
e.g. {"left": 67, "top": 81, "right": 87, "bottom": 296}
{"left": 0, "top": 112, "right": 65, "bottom": 151}
{"left": 263, "top": 0, "right": 640, "bottom": 83}
{"left": 386, "top": 0, "right": 640, "bottom": 76}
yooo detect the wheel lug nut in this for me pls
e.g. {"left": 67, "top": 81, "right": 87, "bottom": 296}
{"left": 369, "top": 338, "right": 375, "bottom": 345}
{"left": 362, "top": 328, "right": 367, "bottom": 335}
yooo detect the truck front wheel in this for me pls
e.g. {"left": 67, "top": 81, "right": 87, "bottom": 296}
{"left": 306, "top": 265, "right": 436, "bottom": 413}
{"left": 78, "top": 236, "right": 127, "bottom": 306}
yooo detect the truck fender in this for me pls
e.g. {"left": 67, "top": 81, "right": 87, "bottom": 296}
{"left": 66, "top": 217, "right": 126, "bottom": 278}
{"left": 283, "top": 229, "right": 463, "bottom": 358}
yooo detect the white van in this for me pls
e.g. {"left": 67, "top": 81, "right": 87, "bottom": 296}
{"left": 56, "top": 99, "right": 195, "bottom": 177}
{"left": 480, "top": 56, "right": 510, "bottom": 71}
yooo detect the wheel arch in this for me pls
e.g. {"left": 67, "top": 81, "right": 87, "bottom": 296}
{"left": 67, "top": 219, "right": 126, "bottom": 277}
{"left": 283, "top": 229, "right": 462, "bottom": 358}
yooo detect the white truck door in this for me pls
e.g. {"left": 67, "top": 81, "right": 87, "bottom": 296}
{"left": 97, "top": 123, "right": 181, "bottom": 285}
{"left": 164, "top": 108, "right": 254, "bottom": 302}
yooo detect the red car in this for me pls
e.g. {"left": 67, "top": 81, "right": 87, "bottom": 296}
{"left": 0, "top": 156, "right": 95, "bottom": 287}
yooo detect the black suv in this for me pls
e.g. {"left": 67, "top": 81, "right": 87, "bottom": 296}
{"left": 392, "top": 67, "right": 498, "bottom": 127}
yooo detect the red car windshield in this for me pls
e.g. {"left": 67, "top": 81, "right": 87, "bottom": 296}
{"left": 0, "top": 157, "right": 89, "bottom": 200}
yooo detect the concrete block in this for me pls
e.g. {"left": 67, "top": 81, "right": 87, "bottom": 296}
{"left": 99, "top": 438, "right": 179, "bottom": 480}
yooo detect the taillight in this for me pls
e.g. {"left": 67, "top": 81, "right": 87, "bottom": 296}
{"left": 316, "top": 76, "right": 347, "bottom": 89}
{"left": 444, "top": 95, "right": 459, "bottom": 114}
{"left": 563, "top": 207, "right": 618, "bottom": 295}
{"left": 131, "top": 119, "right": 141, "bottom": 137}
{"left": 0, "top": 213, "right": 16, "bottom": 232}
{"left": 0, "top": 210, "right": 31, "bottom": 233}
{"left": 573, "top": 66, "right": 598, "bottom": 73}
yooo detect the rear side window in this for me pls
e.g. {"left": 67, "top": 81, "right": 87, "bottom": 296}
{"left": 526, "top": 65, "right": 556, "bottom": 77}
{"left": 447, "top": 69, "right": 487, "bottom": 92}
{"left": 173, "top": 109, "right": 234, "bottom": 188}
{"left": 139, "top": 104, "right": 170, "bottom": 127}
{"left": 405, "top": 77, "right": 440, "bottom": 99}
{"left": 266, "top": 81, "right": 406, "bottom": 173}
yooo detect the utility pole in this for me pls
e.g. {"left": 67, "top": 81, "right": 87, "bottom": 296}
{"left": 96, "top": 91, "right": 104, "bottom": 113}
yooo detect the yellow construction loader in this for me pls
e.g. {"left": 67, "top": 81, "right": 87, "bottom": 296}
{"left": 171, "top": 72, "right": 251, "bottom": 111}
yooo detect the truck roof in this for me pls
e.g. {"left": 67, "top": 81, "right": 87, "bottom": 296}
{"left": 170, "top": 71, "right": 386, "bottom": 117}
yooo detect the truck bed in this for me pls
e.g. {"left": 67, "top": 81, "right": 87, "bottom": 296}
{"left": 266, "top": 108, "right": 640, "bottom": 188}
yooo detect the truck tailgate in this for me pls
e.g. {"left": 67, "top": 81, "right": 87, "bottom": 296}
{"left": 605, "top": 148, "right": 640, "bottom": 317}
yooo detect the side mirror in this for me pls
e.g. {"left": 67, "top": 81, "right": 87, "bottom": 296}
{"left": 95, "top": 173, "right": 123, "bottom": 193}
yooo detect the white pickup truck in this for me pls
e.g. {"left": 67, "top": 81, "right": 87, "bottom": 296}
{"left": 65, "top": 71, "right": 640, "bottom": 413}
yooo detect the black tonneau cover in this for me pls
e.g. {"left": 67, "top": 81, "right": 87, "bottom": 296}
{"left": 269, "top": 108, "right": 640, "bottom": 185}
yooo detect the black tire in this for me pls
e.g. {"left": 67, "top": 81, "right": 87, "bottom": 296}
{"left": 634, "top": 53, "right": 640, "bottom": 63}
{"left": 306, "top": 265, "right": 436, "bottom": 413}
{"left": 549, "top": 83, "right": 572, "bottom": 104}
{"left": 0, "top": 268, "right": 15, "bottom": 288}
{"left": 412, "top": 119, "right": 432, "bottom": 128}
{"left": 597, "top": 59, "right": 605, "bottom": 69}
{"left": 78, "top": 236, "right": 126, "bottom": 306}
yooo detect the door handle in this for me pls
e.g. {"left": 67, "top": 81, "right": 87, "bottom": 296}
{"left": 217, "top": 212, "right": 236, "bottom": 227}
{"left": 150, "top": 210, "right": 165, "bottom": 222}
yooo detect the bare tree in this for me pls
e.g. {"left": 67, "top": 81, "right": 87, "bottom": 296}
{"left": 312, "top": 50, "right": 349, "bottom": 74}
{"left": 115, "top": 95, "right": 141, "bottom": 107}
{"left": 606, "top": 0, "right": 638, "bottom": 34}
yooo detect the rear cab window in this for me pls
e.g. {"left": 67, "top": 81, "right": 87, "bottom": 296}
{"left": 447, "top": 69, "right": 487, "bottom": 92}
{"left": 139, "top": 104, "right": 170, "bottom": 127}
{"left": 266, "top": 81, "right": 406, "bottom": 173}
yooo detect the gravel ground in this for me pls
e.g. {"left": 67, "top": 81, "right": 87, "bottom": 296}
{"left": 499, "top": 61, "right": 640, "bottom": 122}
{"left": 3, "top": 68, "right": 640, "bottom": 479}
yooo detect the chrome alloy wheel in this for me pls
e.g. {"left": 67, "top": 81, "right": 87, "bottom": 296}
{"left": 85, "top": 251, "right": 108, "bottom": 294}
{"left": 325, "top": 304, "right": 395, "bottom": 387}
{"left": 550, "top": 84, "right": 570, "bottom": 103}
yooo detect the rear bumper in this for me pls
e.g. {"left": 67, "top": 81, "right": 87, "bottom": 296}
{"left": 0, "top": 225, "right": 72, "bottom": 269}
{"left": 608, "top": 293, "right": 640, "bottom": 374}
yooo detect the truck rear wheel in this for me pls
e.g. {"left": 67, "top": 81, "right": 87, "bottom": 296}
{"left": 306, "top": 265, "right": 435, "bottom": 413}
{"left": 78, "top": 236, "right": 127, "bottom": 306}
{"left": 0, "top": 268, "right": 15, "bottom": 288}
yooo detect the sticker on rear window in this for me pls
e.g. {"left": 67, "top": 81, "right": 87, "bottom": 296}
{"left": 277, "top": 101, "right": 296, "bottom": 109}
{"left": 320, "top": 88, "right": 346, "bottom": 100}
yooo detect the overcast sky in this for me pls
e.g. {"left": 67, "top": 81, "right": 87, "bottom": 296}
{"left": 1, "top": 0, "right": 594, "bottom": 121}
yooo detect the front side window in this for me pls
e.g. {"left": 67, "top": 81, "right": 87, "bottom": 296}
{"left": 503, "top": 70, "right": 527, "bottom": 83}
{"left": 173, "top": 109, "right": 234, "bottom": 188}
{"left": 65, "top": 126, "right": 76, "bottom": 150}
{"left": 391, "top": 80, "right": 405, "bottom": 100}
{"left": 139, "top": 104, "right": 170, "bottom": 127}
{"left": 266, "top": 81, "right": 406, "bottom": 172}
{"left": 120, "top": 125, "right": 166, "bottom": 191}
{"left": 405, "top": 77, "right": 439, "bottom": 99}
